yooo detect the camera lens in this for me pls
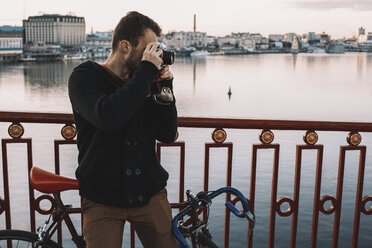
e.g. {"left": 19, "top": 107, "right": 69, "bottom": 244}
{"left": 156, "top": 42, "right": 174, "bottom": 65}
{"left": 162, "top": 50, "right": 174, "bottom": 65}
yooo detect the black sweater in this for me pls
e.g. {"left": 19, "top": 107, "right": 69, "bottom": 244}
{"left": 68, "top": 60, "right": 178, "bottom": 208}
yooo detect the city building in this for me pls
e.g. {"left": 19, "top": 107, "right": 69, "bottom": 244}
{"left": 206, "top": 36, "right": 216, "bottom": 46}
{"left": 359, "top": 27, "right": 365, "bottom": 35}
{"left": 240, "top": 39, "right": 256, "bottom": 52}
{"left": 282, "top": 33, "right": 296, "bottom": 43}
{"left": 162, "top": 31, "right": 207, "bottom": 50}
{"left": 247, "top": 33, "right": 263, "bottom": 42}
{"left": 306, "top": 32, "right": 319, "bottom": 45}
{"left": 86, "top": 31, "right": 112, "bottom": 46}
{"left": 23, "top": 14, "right": 85, "bottom": 45}
{"left": 0, "top": 26, "right": 24, "bottom": 62}
{"left": 84, "top": 31, "right": 112, "bottom": 59}
{"left": 268, "top": 34, "right": 284, "bottom": 42}
{"left": 231, "top": 33, "right": 250, "bottom": 39}
{"left": 217, "top": 36, "right": 239, "bottom": 47}
{"left": 357, "top": 27, "right": 368, "bottom": 43}
{"left": 268, "top": 34, "right": 284, "bottom": 49}
{"left": 320, "top": 32, "right": 331, "bottom": 45}
{"left": 238, "top": 33, "right": 269, "bottom": 51}
{"left": 282, "top": 33, "right": 297, "bottom": 48}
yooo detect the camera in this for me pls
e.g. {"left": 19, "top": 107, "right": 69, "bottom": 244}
{"left": 157, "top": 43, "right": 174, "bottom": 65}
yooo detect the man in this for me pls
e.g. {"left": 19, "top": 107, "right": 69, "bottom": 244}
{"left": 68, "top": 11, "right": 178, "bottom": 248}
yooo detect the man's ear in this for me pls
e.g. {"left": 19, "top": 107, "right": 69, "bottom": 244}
{"left": 118, "top": 40, "right": 131, "bottom": 54}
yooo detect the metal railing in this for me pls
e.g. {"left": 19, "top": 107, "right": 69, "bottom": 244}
{"left": 0, "top": 111, "right": 372, "bottom": 248}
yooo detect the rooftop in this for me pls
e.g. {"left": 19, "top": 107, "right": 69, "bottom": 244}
{"left": 0, "top": 26, "right": 24, "bottom": 32}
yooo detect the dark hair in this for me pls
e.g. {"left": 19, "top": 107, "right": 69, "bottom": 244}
{"left": 112, "top": 11, "right": 162, "bottom": 52}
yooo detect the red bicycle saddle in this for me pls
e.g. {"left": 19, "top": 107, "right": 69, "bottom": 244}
{"left": 30, "top": 166, "right": 79, "bottom": 193}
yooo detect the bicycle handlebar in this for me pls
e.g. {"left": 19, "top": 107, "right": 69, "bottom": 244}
{"left": 172, "top": 186, "right": 255, "bottom": 248}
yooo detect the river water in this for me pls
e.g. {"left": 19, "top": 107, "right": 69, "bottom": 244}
{"left": 0, "top": 53, "right": 371, "bottom": 247}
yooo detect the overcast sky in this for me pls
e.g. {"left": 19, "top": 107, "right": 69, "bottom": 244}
{"left": 1, "top": 0, "right": 372, "bottom": 38}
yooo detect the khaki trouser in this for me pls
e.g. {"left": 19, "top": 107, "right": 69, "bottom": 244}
{"left": 82, "top": 188, "right": 178, "bottom": 248}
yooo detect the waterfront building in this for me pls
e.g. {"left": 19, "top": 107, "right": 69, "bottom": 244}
{"left": 320, "top": 32, "right": 331, "bottom": 45}
{"left": 161, "top": 32, "right": 182, "bottom": 50}
{"left": 315, "top": 34, "right": 322, "bottom": 42}
{"left": 84, "top": 31, "right": 112, "bottom": 59}
{"left": 291, "top": 37, "right": 299, "bottom": 51}
{"left": 357, "top": 30, "right": 372, "bottom": 51}
{"left": 274, "top": 42, "right": 284, "bottom": 49}
{"left": 257, "top": 38, "right": 269, "bottom": 50}
{"left": 282, "top": 33, "right": 298, "bottom": 49}
{"left": 23, "top": 14, "right": 85, "bottom": 45}
{"left": 308, "top": 32, "right": 316, "bottom": 40}
{"left": 268, "top": 34, "right": 284, "bottom": 49}
{"left": 162, "top": 31, "right": 207, "bottom": 50}
{"left": 358, "top": 34, "right": 368, "bottom": 43}
{"left": 248, "top": 33, "right": 263, "bottom": 42}
{"left": 239, "top": 33, "right": 269, "bottom": 51}
{"left": 0, "top": 26, "right": 24, "bottom": 62}
{"left": 282, "top": 33, "right": 296, "bottom": 43}
{"left": 268, "top": 34, "right": 283, "bottom": 42}
{"left": 231, "top": 32, "right": 250, "bottom": 39}
{"left": 206, "top": 36, "right": 216, "bottom": 46}
{"left": 359, "top": 27, "right": 366, "bottom": 35}
{"left": 368, "top": 32, "right": 372, "bottom": 41}
{"left": 245, "top": 33, "right": 264, "bottom": 50}
{"left": 217, "top": 36, "right": 239, "bottom": 47}
{"left": 306, "top": 32, "right": 319, "bottom": 45}
{"left": 86, "top": 31, "right": 112, "bottom": 46}
{"left": 240, "top": 39, "right": 256, "bottom": 52}
{"left": 358, "top": 27, "right": 368, "bottom": 43}
{"left": 0, "top": 26, "right": 24, "bottom": 38}
{"left": 300, "top": 34, "right": 309, "bottom": 48}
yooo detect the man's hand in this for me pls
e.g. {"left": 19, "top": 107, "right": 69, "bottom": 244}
{"left": 141, "top": 42, "right": 163, "bottom": 70}
{"left": 159, "top": 66, "right": 173, "bottom": 81}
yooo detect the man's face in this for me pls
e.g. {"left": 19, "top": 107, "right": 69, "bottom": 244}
{"left": 126, "top": 28, "right": 157, "bottom": 72}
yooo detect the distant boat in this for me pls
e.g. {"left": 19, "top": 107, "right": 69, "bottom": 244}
{"left": 18, "top": 56, "right": 36, "bottom": 62}
{"left": 190, "top": 50, "right": 210, "bottom": 57}
{"left": 210, "top": 51, "right": 225, "bottom": 56}
{"left": 307, "top": 47, "right": 326, "bottom": 54}
{"left": 175, "top": 47, "right": 195, "bottom": 57}
{"left": 63, "top": 54, "right": 86, "bottom": 61}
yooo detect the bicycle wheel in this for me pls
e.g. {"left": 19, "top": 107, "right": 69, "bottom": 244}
{"left": 198, "top": 232, "right": 219, "bottom": 248}
{"left": 0, "top": 230, "right": 61, "bottom": 248}
{"left": 181, "top": 232, "right": 197, "bottom": 248}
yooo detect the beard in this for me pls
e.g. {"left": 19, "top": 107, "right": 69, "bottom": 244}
{"left": 126, "top": 48, "right": 142, "bottom": 73}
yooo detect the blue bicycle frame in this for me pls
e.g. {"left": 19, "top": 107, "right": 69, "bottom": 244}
{"left": 172, "top": 187, "right": 255, "bottom": 248}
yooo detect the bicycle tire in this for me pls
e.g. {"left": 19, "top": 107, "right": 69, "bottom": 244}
{"left": 198, "top": 232, "right": 219, "bottom": 248}
{"left": 0, "top": 229, "right": 61, "bottom": 248}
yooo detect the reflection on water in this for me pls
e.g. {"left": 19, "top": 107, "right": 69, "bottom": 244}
{"left": 23, "top": 62, "right": 73, "bottom": 88}
{"left": 283, "top": 53, "right": 298, "bottom": 70}
{"left": 1, "top": 53, "right": 372, "bottom": 121}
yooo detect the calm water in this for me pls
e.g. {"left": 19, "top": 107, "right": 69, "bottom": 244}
{"left": 0, "top": 54, "right": 371, "bottom": 247}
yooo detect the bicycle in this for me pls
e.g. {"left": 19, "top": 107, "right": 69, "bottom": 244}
{"left": 172, "top": 188, "right": 255, "bottom": 248}
{"left": 0, "top": 166, "right": 255, "bottom": 248}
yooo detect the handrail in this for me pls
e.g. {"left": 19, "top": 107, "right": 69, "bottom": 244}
{"left": 0, "top": 110, "right": 371, "bottom": 247}
{"left": 1, "top": 111, "right": 372, "bottom": 132}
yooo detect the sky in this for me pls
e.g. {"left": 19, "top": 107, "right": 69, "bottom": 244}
{"left": 1, "top": 0, "right": 372, "bottom": 39}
